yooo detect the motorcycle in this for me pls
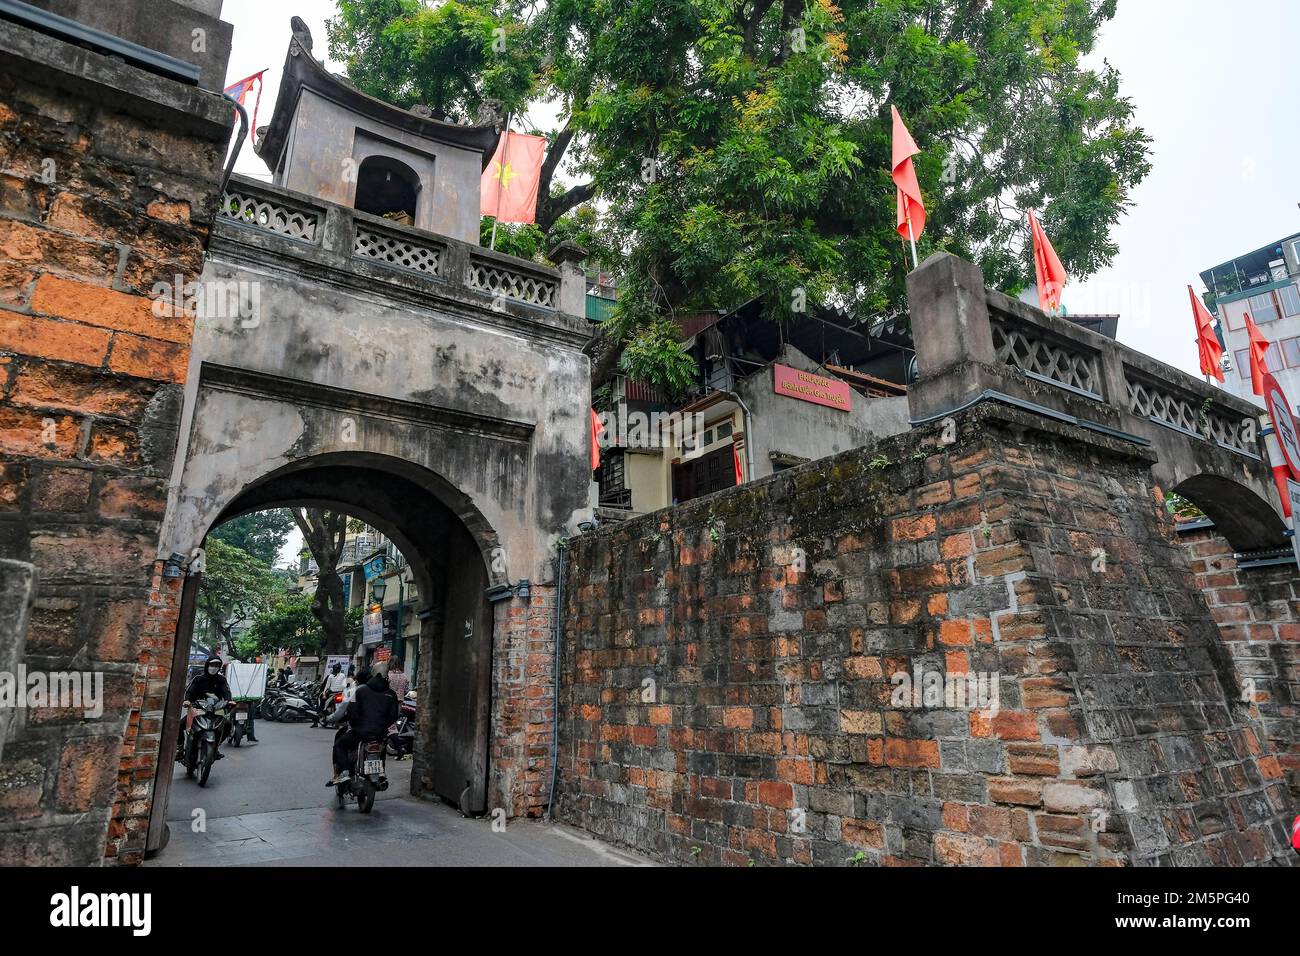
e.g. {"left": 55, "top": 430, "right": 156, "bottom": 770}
{"left": 386, "top": 694, "right": 416, "bottom": 759}
{"left": 180, "top": 693, "right": 230, "bottom": 787}
{"left": 274, "top": 682, "right": 330, "bottom": 725}
{"left": 226, "top": 700, "right": 251, "bottom": 747}
{"left": 335, "top": 733, "right": 388, "bottom": 813}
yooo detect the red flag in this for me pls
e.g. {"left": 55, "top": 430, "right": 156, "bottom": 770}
{"left": 890, "top": 105, "right": 925, "bottom": 242}
{"left": 1028, "top": 209, "right": 1066, "bottom": 314}
{"left": 481, "top": 131, "right": 546, "bottom": 224}
{"left": 1188, "top": 286, "right": 1224, "bottom": 382}
{"left": 590, "top": 408, "right": 604, "bottom": 471}
{"left": 224, "top": 70, "right": 267, "bottom": 146}
{"left": 1245, "top": 313, "right": 1271, "bottom": 397}
{"left": 733, "top": 444, "right": 744, "bottom": 486}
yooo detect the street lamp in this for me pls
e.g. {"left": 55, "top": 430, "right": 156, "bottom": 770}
{"left": 368, "top": 555, "right": 405, "bottom": 662}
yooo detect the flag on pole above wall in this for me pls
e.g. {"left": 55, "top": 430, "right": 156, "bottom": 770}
{"left": 1028, "top": 209, "right": 1066, "bottom": 315}
{"left": 1188, "top": 286, "right": 1225, "bottom": 382}
{"left": 224, "top": 70, "right": 266, "bottom": 146}
{"left": 1245, "top": 313, "right": 1271, "bottom": 397}
{"left": 481, "top": 131, "right": 546, "bottom": 224}
{"left": 890, "top": 105, "right": 926, "bottom": 244}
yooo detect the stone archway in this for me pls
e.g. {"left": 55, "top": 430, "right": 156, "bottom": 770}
{"left": 146, "top": 452, "right": 509, "bottom": 856}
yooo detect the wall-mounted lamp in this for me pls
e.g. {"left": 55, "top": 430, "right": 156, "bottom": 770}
{"left": 162, "top": 552, "right": 187, "bottom": 578}
{"left": 515, "top": 579, "right": 531, "bottom": 600}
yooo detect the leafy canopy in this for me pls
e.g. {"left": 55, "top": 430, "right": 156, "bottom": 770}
{"left": 329, "top": 0, "right": 1150, "bottom": 391}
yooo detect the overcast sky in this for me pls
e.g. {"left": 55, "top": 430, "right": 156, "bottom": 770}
{"left": 222, "top": 0, "right": 1300, "bottom": 387}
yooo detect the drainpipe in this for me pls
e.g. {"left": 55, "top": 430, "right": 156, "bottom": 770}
{"left": 219, "top": 93, "right": 249, "bottom": 195}
{"left": 723, "top": 389, "right": 756, "bottom": 482}
{"left": 544, "top": 540, "right": 567, "bottom": 820}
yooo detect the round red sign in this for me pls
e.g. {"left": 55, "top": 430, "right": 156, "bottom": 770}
{"left": 1263, "top": 371, "right": 1300, "bottom": 482}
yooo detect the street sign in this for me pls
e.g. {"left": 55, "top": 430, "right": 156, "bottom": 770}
{"left": 1288, "top": 480, "right": 1300, "bottom": 569}
{"left": 1263, "top": 372, "right": 1300, "bottom": 481}
{"left": 362, "top": 609, "right": 384, "bottom": 645}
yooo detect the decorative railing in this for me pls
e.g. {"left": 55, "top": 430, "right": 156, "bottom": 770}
{"left": 990, "top": 310, "right": 1103, "bottom": 399}
{"left": 468, "top": 256, "right": 559, "bottom": 308}
{"left": 1127, "top": 370, "right": 1254, "bottom": 455}
{"left": 219, "top": 187, "right": 320, "bottom": 243}
{"left": 214, "top": 176, "right": 582, "bottom": 322}
{"left": 353, "top": 225, "right": 443, "bottom": 278}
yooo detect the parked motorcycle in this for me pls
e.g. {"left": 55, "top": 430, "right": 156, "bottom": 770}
{"left": 226, "top": 700, "right": 251, "bottom": 747}
{"left": 181, "top": 693, "right": 230, "bottom": 787}
{"left": 274, "top": 681, "right": 330, "bottom": 725}
{"left": 335, "top": 733, "right": 388, "bottom": 813}
{"left": 386, "top": 693, "right": 416, "bottom": 759}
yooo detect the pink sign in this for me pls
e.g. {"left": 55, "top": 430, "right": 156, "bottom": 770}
{"left": 772, "top": 363, "right": 852, "bottom": 411}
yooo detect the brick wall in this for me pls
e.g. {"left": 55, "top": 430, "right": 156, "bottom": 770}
{"left": 558, "top": 403, "right": 1296, "bottom": 866}
{"left": 491, "top": 588, "right": 558, "bottom": 818}
{"left": 0, "top": 40, "right": 228, "bottom": 864}
{"left": 1178, "top": 526, "right": 1300, "bottom": 799}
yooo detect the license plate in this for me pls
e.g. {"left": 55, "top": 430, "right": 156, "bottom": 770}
{"left": 363, "top": 759, "right": 384, "bottom": 775}
{"left": 235, "top": 713, "right": 248, "bottom": 722}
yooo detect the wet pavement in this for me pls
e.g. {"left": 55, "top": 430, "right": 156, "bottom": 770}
{"left": 148, "top": 718, "right": 652, "bottom": 867}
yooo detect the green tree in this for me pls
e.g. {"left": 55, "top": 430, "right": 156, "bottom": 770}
{"left": 293, "top": 508, "right": 352, "bottom": 655}
{"left": 329, "top": 0, "right": 1150, "bottom": 391}
{"left": 208, "top": 509, "right": 296, "bottom": 567}
{"left": 197, "top": 539, "right": 286, "bottom": 648}
{"left": 245, "top": 594, "right": 326, "bottom": 657}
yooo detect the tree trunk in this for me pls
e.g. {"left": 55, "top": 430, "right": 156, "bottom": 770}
{"left": 292, "top": 508, "right": 350, "bottom": 656}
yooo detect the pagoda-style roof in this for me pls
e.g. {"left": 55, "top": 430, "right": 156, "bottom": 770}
{"left": 255, "top": 17, "right": 502, "bottom": 173}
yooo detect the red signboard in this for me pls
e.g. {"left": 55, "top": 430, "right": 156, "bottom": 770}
{"left": 773, "top": 364, "right": 852, "bottom": 411}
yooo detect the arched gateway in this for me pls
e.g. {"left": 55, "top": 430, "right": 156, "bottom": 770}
{"left": 140, "top": 21, "right": 594, "bottom": 853}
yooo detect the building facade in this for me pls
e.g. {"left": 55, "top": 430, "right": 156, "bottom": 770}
{"left": 1202, "top": 231, "right": 1300, "bottom": 407}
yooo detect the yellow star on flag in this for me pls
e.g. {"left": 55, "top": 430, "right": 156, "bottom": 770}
{"left": 489, "top": 159, "right": 517, "bottom": 191}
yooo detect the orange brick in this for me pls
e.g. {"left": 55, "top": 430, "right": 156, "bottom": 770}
{"left": 890, "top": 514, "right": 936, "bottom": 541}
{"left": 107, "top": 332, "right": 188, "bottom": 383}
{"left": 0, "top": 407, "right": 79, "bottom": 458}
{"left": 883, "top": 737, "right": 940, "bottom": 768}
{"left": 30, "top": 274, "right": 193, "bottom": 344}
{"left": 0, "top": 312, "right": 111, "bottom": 366}
{"left": 722, "top": 707, "right": 753, "bottom": 729}
{"left": 939, "top": 619, "right": 973, "bottom": 646}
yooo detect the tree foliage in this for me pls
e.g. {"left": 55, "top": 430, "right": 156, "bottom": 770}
{"left": 329, "top": 0, "right": 1150, "bottom": 390}
{"left": 197, "top": 539, "right": 286, "bottom": 646}
{"left": 208, "top": 509, "right": 295, "bottom": 568}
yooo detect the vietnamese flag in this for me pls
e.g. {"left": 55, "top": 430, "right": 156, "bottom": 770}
{"left": 1245, "top": 313, "right": 1271, "bottom": 397}
{"left": 1028, "top": 209, "right": 1066, "bottom": 315}
{"left": 224, "top": 69, "right": 267, "bottom": 145}
{"left": 733, "top": 444, "right": 744, "bottom": 486}
{"left": 590, "top": 408, "right": 604, "bottom": 471}
{"left": 481, "top": 131, "right": 546, "bottom": 224}
{"left": 1188, "top": 286, "right": 1225, "bottom": 382}
{"left": 890, "top": 105, "right": 925, "bottom": 242}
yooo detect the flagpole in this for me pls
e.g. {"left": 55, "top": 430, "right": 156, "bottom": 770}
{"left": 906, "top": 214, "right": 918, "bottom": 271}
{"left": 490, "top": 112, "right": 513, "bottom": 251}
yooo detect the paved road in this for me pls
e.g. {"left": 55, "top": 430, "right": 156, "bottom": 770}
{"left": 149, "top": 717, "right": 651, "bottom": 867}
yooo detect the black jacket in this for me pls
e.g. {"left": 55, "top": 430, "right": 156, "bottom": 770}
{"left": 186, "top": 671, "right": 232, "bottom": 703}
{"left": 349, "top": 675, "right": 398, "bottom": 737}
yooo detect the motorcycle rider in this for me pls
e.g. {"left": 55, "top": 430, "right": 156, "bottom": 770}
{"left": 318, "top": 662, "right": 347, "bottom": 727}
{"left": 328, "top": 666, "right": 397, "bottom": 787}
{"left": 178, "top": 655, "right": 234, "bottom": 758}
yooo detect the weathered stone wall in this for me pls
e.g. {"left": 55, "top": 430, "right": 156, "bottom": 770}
{"left": 558, "top": 404, "right": 1296, "bottom": 865}
{"left": 1177, "top": 526, "right": 1300, "bottom": 799}
{"left": 0, "top": 11, "right": 230, "bottom": 864}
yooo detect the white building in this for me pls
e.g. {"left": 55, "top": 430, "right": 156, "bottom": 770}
{"left": 1202, "top": 231, "right": 1300, "bottom": 408}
